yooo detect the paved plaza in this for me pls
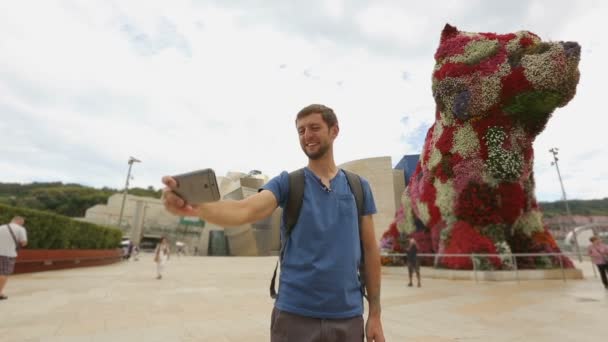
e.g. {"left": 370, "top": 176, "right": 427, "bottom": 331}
{"left": 1, "top": 256, "right": 607, "bottom": 341}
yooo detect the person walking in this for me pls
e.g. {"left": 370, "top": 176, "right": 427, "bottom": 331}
{"left": 154, "top": 237, "right": 170, "bottom": 280}
{"left": 162, "top": 104, "right": 385, "bottom": 341}
{"left": 588, "top": 236, "right": 608, "bottom": 289}
{"left": 0, "top": 216, "right": 28, "bottom": 300}
{"left": 406, "top": 238, "right": 421, "bottom": 288}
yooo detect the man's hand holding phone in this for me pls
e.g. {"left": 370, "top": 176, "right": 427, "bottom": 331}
{"left": 161, "top": 176, "right": 199, "bottom": 217}
{"left": 161, "top": 168, "right": 221, "bottom": 217}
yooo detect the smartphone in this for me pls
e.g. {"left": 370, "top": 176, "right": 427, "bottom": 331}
{"left": 172, "top": 168, "right": 221, "bottom": 204}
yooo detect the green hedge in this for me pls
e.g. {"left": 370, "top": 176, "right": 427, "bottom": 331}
{"left": 0, "top": 204, "right": 122, "bottom": 249}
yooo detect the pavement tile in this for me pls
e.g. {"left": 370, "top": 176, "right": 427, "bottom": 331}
{"left": 0, "top": 255, "right": 606, "bottom": 341}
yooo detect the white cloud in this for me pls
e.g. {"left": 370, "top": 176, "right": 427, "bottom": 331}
{"left": 0, "top": 0, "right": 606, "bottom": 202}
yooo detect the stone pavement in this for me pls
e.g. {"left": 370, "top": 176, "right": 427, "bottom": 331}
{"left": 1, "top": 256, "right": 607, "bottom": 341}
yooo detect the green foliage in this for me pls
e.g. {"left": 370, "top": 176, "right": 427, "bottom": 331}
{"left": 473, "top": 256, "right": 496, "bottom": 270}
{"left": 479, "top": 224, "right": 507, "bottom": 243}
{"left": 0, "top": 204, "right": 122, "bottom": 249}
{"left": 505, "top": 91, "right": 563, "bottom": 116}
{"left": 0, "top": 182, "right": 161, "bottom": 217}
{"left": 454, "top": 39, "right": 499, "bottom": 65}
{"left": 539, "top": 198, "right": 608, "bottom": 217}
{"left": 504, "top": 91, "right": 562, "bottom": 134}
{"left": 534, "top": 256, "right": 554, "bottom": 269}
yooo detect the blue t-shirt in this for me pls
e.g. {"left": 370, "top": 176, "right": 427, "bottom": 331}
{"left": 262, "top": 168, "right": 377, "bottom": 319}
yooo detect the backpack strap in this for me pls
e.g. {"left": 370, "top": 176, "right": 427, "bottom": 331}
{"left": 285, "top": 168, "right": 306, "bottom": 236}
{"left": 342, "top": 170, "right": 367, "bottom": 298}
{"left": 270, "top": 168, "right": 305, "bottom": 299}
{"left": 6, "top": 224, "right": 20, "bottom": 252}
{"left": 342, "top": 170, "right": 364, "bottom": 223}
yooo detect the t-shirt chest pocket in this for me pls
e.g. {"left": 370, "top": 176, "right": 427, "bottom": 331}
{"left": 337, "top": 193, "right": 356, "bottom": 216}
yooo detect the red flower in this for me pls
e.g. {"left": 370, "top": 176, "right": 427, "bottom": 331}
{"left": 441, "top": 221, "right": 501, "bottom": 269}
{"left": 497, "top": 183, "right": 525, "bottom": 224}
{"left": 519, "top": 36, "right": 534, "bottom": 48}
{"left": 455, "top": 183, "right": 501, "bottom": 226}
{"left": 480, "top": 32, "right": 516, "bottom": 43}
{"left": 421, "top": 124, "right": 436, "bottom": 166}
{"left": 435, "top": 35, "right": 473, "bottom": 61}
{"left": 501, "top": 67, "right": 533, "bottom": 102}
{"left": 435, "top": 125, "right": 456, "bottom": 153}
{"left": 433, "top": 49, "right": 507, "bottom": 81}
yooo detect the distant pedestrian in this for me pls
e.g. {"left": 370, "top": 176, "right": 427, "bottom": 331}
{"left": 588, "top": 236, "right": 608, "bottom": 289}
{"left": 154, "top": 237, "right": 170, "bottom": 279}
{"left": 407, "top": 238, "right": 421, "bottom": 288}
{"left": 127, "top": 241, "right": 134, "bottom": 260}
{"left": 0, "top": 216, "right": 28, "bottom": 300}
{"left": 132, "top": 244, "right": 140, "bottom": 261}
{"left": 176, "top": 241, "right": 185, "bottom": 257}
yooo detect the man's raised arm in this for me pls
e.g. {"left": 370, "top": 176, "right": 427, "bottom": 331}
{"left": 161, "top": 176, "right": 278, "bottom": 227}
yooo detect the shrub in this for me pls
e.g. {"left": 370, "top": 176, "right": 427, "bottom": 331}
{"left": 0, "top": 204, "right": 121, "bottom": 249}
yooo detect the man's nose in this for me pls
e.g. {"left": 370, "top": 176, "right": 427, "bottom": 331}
{"left": 304, "top": 129, "right": 314, "bottom": 140}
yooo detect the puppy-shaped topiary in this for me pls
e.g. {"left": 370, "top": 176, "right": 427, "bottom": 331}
{"left": 390, "top": 24, "right": 580, "bottom": 269}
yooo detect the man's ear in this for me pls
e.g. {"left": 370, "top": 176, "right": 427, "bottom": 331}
{"left": 330, "top": 124, "right": 339, "bottom": 139}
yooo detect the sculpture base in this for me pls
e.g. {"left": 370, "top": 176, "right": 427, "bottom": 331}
{"left": 383, "top": 266, "right": 584, "bottom": 281}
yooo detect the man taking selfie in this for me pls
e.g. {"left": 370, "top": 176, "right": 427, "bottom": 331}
{"left": 162, "top": 104, "right": 385, "bottom": 341}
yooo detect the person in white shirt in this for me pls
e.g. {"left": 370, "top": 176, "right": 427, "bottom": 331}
{"left": 154, "top": 237, "right": 170, "bottom": 279}
{"left": 0, "top": 216, "right": 28, "bottom": 300}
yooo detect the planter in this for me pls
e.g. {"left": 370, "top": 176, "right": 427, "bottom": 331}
{"left": 14, "top": 249, "right": 123, "bottom": 274}
{"left": 382, "top": 265, "right": 584, "bottom": 281}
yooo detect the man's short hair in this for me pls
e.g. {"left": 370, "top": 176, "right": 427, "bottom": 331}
{"left": 11, "top": 216, "right": 24, "bottom": 224}
{"left": 295, "top": 104, "right": 338, "bottom": 128}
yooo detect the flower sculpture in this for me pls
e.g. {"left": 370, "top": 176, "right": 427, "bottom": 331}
{"left": 386, "top": 24, "right": 581, "bottom": 269}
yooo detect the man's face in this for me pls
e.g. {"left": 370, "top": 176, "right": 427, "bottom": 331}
{"left": 296, "top": 113, "right": 337, "bottom": 160}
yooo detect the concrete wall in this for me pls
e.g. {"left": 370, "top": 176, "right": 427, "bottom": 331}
{"left": 83, "top": 194, "right": 175, "bottom": 230}
{"left": 339, "top": 156, "right": 398, "bottom": 242}
{"left": 392, "top": 169, "right": 405, "bottom": 212}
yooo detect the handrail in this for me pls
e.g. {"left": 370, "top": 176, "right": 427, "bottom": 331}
{"left": 381, "top": 252, "right": 580, "bottom": 257}
{"left": 564, "top": 223, "right": 605, "bottom": 262}
{"left": 17, "top": 255, "right": 123, "bottom": 264}
{"left": 380, "top": 251, "right": 586, "bottom": 283}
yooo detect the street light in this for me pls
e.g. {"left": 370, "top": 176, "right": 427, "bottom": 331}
{"left": 549, "top": 148, "right": 578, "bottom": 259}
{"left": 548, "top": 148, "right": 572, "bottom": 217}
{"left": 117, "top": 156, "right": 141, "bottom": 228}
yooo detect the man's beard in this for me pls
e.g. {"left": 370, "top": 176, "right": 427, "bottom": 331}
{"left": 302, "top": 143, "right": 329, "bottom": 160}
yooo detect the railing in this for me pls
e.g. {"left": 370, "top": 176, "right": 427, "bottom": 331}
{"left": 380, "top": 251, "right": 591, "bottom": 283}
{"left": 564, "top": 223, "right": 608, "bottom": 262}
{"left": 17, "top": 255, "right": 122, "bottom": 264}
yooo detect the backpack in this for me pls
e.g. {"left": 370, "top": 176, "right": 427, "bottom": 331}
{"left": 269, "top": 168, "right": 366, "bottom": 299}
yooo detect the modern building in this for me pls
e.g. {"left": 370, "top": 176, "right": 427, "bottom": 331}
{"left": 81, "top": 157, "right": 410, "bottom": 256}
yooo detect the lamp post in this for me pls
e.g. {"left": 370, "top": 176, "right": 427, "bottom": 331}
{"left": 549, "top": 148, "right": 572, "bottom": 218}
{"left": 549, "top": 148, "right": 578, "bottom": 259}
{"left": 117, "top": 156, "right": 141, "bottom": 228}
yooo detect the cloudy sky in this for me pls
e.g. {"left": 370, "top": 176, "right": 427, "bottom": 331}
{"left": 0, "top": 0, "right": 605, "bottom": 201}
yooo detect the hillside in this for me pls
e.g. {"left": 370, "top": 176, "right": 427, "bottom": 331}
{"left": 1, "top": 182, "right": 606, "bottom": 219}
{"left": 0, "top": 182, "right": 161, "bottom": 217}
{"left": 538, "top": 198, "right": 608, "bottom": 217}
